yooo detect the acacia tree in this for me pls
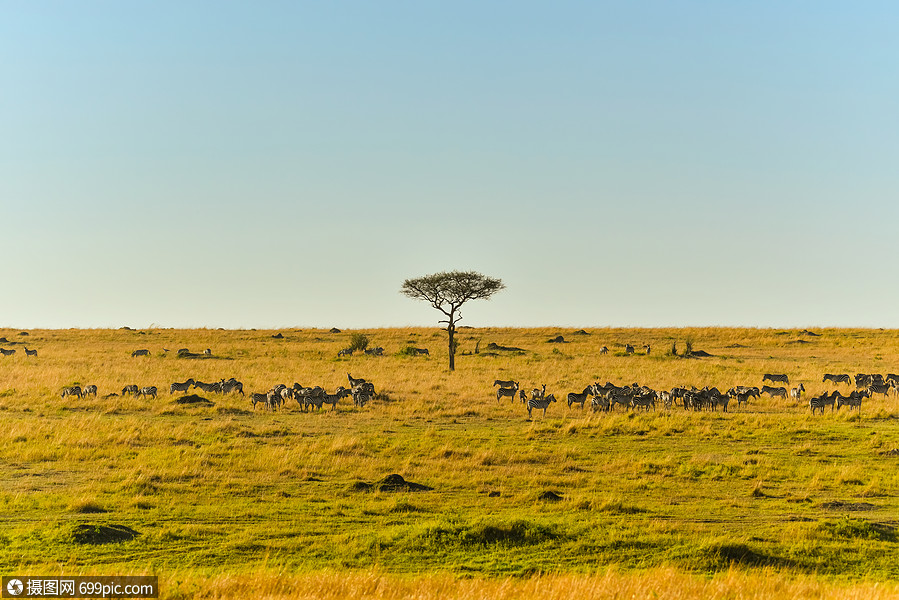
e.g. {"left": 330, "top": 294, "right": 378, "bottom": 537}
{"left": 400, "top": 270, "right": 505, "bottom": 371}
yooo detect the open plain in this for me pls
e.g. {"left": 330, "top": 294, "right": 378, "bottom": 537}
{"left": 3, "top": 326, "right": 899, "bottom": 599}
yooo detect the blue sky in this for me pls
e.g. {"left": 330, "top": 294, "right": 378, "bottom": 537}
{"left": 2, "top": 2, "right": 897, "bottom": 329}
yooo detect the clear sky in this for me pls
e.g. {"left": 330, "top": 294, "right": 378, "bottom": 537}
{"left": 2, "top": 2, "right": 897, "bottom": 329}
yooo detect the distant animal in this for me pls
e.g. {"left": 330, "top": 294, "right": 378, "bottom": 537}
{"left": 411, "top": 348, "right": 429, "bottom": 355}
{"left": 131, "top": 349, "right": 150, "bottom": 357}
{"left": 822, "top": 373, "right": 851, "bottom": 385}
{"left": 321, "top": 387, "right": 351, "bottom": 410}
{"left": 527, "top": 393, "right": 557, "bottom": 418}
{"left": 83, "top": 384, "right": 98, "bottom": 397}
{"left": 599, "top": 346, "right": 609, "bottom": 355}
{"left": 625, "top": 344, "right": 635, "bottom": 354}
{"left": 137, "top": 386, "right": 158, "bottom": 399}
{"left": 347, "top": 373, "right": 366, "bottom": 388}
{"left": 643, "top": 344, "right": 651, "bottom": 355}
{"left": 203, "top": 348, "right": 212, "bottom": 356}
{"left": 121, "top": 384, "right": 139, "bottom": 395}
{"left": 763, "top": 374, "right": 789, "bottom": 384}
{"left": 61, "top": 386, "right": 82, "bottom": 399}
{"left": 24, "top": 347, "right": 37, "bottom": 357}
{"left": 494, "top": 379, "right": 517, "bottom": 389}
{"left": 0, "top": 348, "right": 16, "bottom": 356}
{"left": 789, "top": 384, "right": 805, "bottom": 402}
{"left": 337, "top": 348, "right": 353, "bottom": 357}
{"left": 250, "top": 392, "right": 270, "bottom": 410}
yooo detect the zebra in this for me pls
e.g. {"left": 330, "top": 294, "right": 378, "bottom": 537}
{"left": 823, "top": 373, "right": 851, "bottom": 385}
{"left": 137, "top": 386, "right": 158, "bottom": 399}
{"left": 631, "top": 393, "right": 656, "bottom": 411}
{"left": 170, "top": 378, "right": 196, "bottom": 394}
{"left": 337, "top": 348, "right": 353, "bottom": 357}
{"left": 727, "top": 388, "right": 753, "bottom": 410}
{"left": 131, "top": 349, "right": 150, "bottom": 357}
{"left": 496, "top": 383, "right": 519, "bottom": 403}
{"left": 867, "top": 382, "right": 893, "bottom": 398}
{"left": 0, "top": 348, "right": 15, "bottom": 356}
{"left": 761, "top": 385, "right": 788, "bottom": 399}
{"left": 193, "top": 380, "right": 223, "bottom": 394}
{"left": 837, "top": 390, "right": 868, "bottom": 411}
{"left": 567, "top": 386, "right": 593, "bottom": 409}
{"left": 121, "top": 384, "right": 139, "bottom": 395}
{"left": 23, "top": 347, "right": 37, "bottom": 357}
{"left": 203, "top": 348, "right": 212, "bottom": 356}
{"left": 321, "top": 387, "right": 351, "bottom": 410}
{"left": 763, "top": 374, "right": 789, "bottom": 384}
{"left": 177, "top": 348, "right": 190, "bottom": 356}
{"left": 609, "top": 391, "right": 632, "bottom": 411}
{"left": 531, "top": 384, "right": 546, "bottom": 401}
{"left": 83, "top": 384, "right": 98, "bottom": 397}
{"left": 347, "top": 373, "right": 366, "bottom": 388}
{"left": 599, "top": 346, "right": 609, "bottom": 355}
{"left": 527, "top": 393, "right": 557, "bottom": 418}
{"left": 352, "top": 384, "right": 372, "bottom": 408}
{"left": 364, "top": 347, "right": 384, "bottom": 356}
{"left": 591, "top": 395, "right": 610, "bottom": 412}
{"left": 250, "top": 392, "right": 270, "bottom": 410}
{"left": 493, "top": 379, "right": 517, "bottom": 388}
{"left": 221, "top": 379, "right": 244, "bottom": 395}
{"left": 61, "top": 386, "right": 83, "bottom": 399}
{"left": 625, "top": 344, "right": 635, "bottom": 354}
{"left": 643, "top": 344, "right": 651, "bottom": 355}
{"left": 789, "top": 383, "right": 806, "bottom": 402}
{"left": 809, "top": 392, "right": 832, "bottom": 415}
{"left": 411, "top": 348, "right": 429, "bottom": 355}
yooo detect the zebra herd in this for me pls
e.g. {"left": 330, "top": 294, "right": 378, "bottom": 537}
{"left": 250, "top": 373, "right": 376, "bottom": 412}
{"left": 494, "top": 371, "right": 899, "bottom": 418}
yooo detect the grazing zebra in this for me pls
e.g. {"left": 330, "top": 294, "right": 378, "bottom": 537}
{"left": 625, "top": 344, "right": 635, "bottom": 354}
{"left": 121, "top": 384, "right": 139, "bottom": 395}
{"left": 347, "top": 373, "right": 366, "bottom": 388}
{"left": 411, "top": 347, "right": 429, "bottom": 355}
{"left": 337, "top": 348, "right": 353, "bottom": 357}
{"left": 494, "top": 379, "right": 517, "bottom": 388}
{"left": 83, "top": 384, "right": 98, "bottom": 397}
{"left": 61, "top": 386, "right": 83, "bottom": 399}
{"left": 567, "top": 386, "right": 593, "bottom": 409}
{"left": 496, "top": 383, "right": 519, "bottom": 403}
{"left": 527, "top": 393, "right": 557, "bottom": 418}
{"left": 823, "top": 373, "right": 851, "bottom": 385}
{"left": 0, "top": 348, "right": 16, "bottom": 356}
{"left": 24, "top": 347, "right": 37, "bottom": 357}
{"left": 131, "top": 349, "right": 150, "bottom": 357}
{"left": 789, "top": 384, "right": 806, "bottom": 402}
{"left": 761, "top": 385, "right": 788, "bottom": 399}
{"left": 727, "top": 388, "right": 753, "bottom": 410}
{"left": 364, "top": 347, "right": 384, "bottom": 356}
{"left": 599, "top": 346, "right": 609, "bottom": 355}
{"left": 763, "top": 374, "right": 789, "bottom": 384}
{"left": 170, "top": 378, "right": 196, "bottom": 394}
{"left": 137, "top": 386, "right": 158, "bottom": 399}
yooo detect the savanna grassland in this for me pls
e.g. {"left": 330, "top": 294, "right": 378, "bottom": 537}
{"left": 3, "top": 326, "right": 899, "bottom": 599}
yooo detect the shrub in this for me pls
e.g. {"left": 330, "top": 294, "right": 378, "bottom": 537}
{"left": 347, "top": 333, "right": 370, "bottom": 353}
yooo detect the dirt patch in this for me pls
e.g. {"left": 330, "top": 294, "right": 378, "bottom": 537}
{"left": 378, "top": 474, "right": 433, "bottom": 492}
{"left": 486, "top": 342, "right": 526, "bottom": 352}
{"left": 69, "top": 523, "right": 139, "bottom": 545}
{"left": 174, "top": 394, "right": 215, "bottom": 406}
{"left": 819, "top": 501, "right": 878, "bottom": 511}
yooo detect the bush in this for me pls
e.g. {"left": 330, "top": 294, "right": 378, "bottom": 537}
{"left": 347, "top": 333, "right": 370, "bottom": 353}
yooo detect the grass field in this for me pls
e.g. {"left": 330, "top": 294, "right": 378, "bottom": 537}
{"left": 3, "top": 326, "right": 899, "bottom": 598}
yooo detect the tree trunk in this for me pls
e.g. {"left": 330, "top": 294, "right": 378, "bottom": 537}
{"left": 447, "top": 316, "right": 456, "bottom": 371}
